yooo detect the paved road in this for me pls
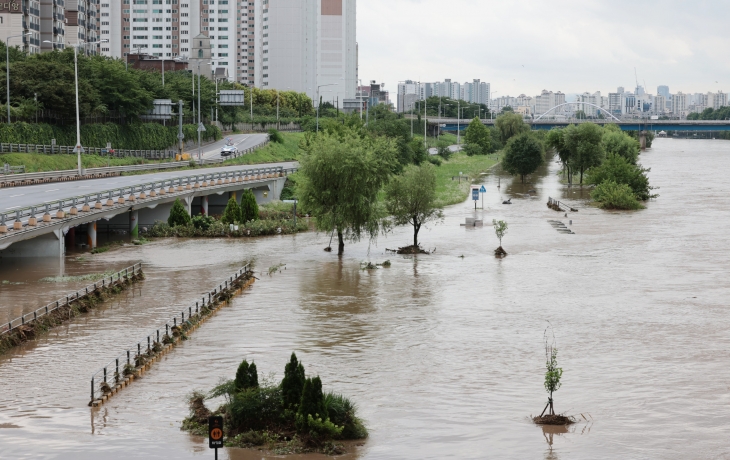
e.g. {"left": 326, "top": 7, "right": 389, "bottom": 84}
{"left": 1, "top": 160, "right": 296, "bottom": 213}
{"left": 427, "top": 144, "right": 463, "bottom": 155}
{"left": 186, "top": 133, "right": 269, "bottom": 160}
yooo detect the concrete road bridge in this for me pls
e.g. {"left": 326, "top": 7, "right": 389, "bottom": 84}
{"left": 0, "top": 162, "right": 296, "bottom": 258}
{"left": 433, "top": 118, "right": 730, "bottom": 132}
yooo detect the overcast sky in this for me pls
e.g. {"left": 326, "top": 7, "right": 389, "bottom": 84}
{"left": 358, "top": 0, "right": 730, "bottom": 97}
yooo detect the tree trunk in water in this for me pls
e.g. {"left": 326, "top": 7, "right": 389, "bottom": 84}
{"left": 337, "top": 230, "right": 344, "bottom": 255}
{"left": 414, "top": 222, "right": 420, "bottom": 248}
{"left": 580, "top": 168, "right": 584, "bottom": 185}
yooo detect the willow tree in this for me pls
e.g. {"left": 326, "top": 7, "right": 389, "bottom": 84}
{"left": 297, "top": 130, "right": 398, "bottom": 254}
{"left": 385, "top": 163, "right": 443, "bottom": 248}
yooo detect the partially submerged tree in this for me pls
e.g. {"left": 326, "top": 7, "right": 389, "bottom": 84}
{"left": 492, "top": 219, "right": 508, "bottom": 255}
{"left": 502, "top": 133, "right": 544, "bottom": 183}
{"left": 539, "top": 325, "right": 563, "bottom": 419}
{"left": 168, "top": 198, "right": 191, "bottom": 227}
{"left": 563, "top": 123, "right": 605, "bottom": 184}
{"left": 385, "top": 163, "right": 443, "bottom": 248}
{"left": 297, "top": 130, "right": 397, "bottom": 254}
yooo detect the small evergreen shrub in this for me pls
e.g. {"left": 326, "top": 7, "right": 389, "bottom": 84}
{"left": 168, "top": 198, "right": 192, "bottom": 227}
{"left": 240, "top": 189, "right": 259, "bottom": 223}
{"left": 192, "top": 214, "right": 215, "bottom": 231}
{"left": 221, "top": 197, "right": 242, "bottom": 225}
{"left": 234, "top": 359, "right": 259, "bottom": 391}
{"left": 296, "top": 376, "right": 329, "bottom": 435}
{"left": 282, "top": 353, "right": 306, "bottom": 411}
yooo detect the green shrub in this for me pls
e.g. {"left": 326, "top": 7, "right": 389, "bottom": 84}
{"left": 282, "top": 353, "right": 306, "bottom": 411}
{"left": 436, "top": 141, "right": 452, "bottom": 160}
{"left": 229, "top": 386, "right": 283, "bottom": 432}
{"left": 586, "top": 153, "right": 652, "bottom": 201}
{"left": 221, "top": 197, "right": 242, "bottom": 225}
{"left": 234, "top": 359, "right": 259, "bottom": 391}
{"left": 191, "top": 214, "right": 215, "bottom": 231}
{"left": 240, "top": 189, "right": 259, "bottom": 223}
{"left": 324, "top": 392, "right": 368, "bottom": 439}
{"left": 168, "top": 198, "right": 191, "bottom": 227}
{"left": 427, "top": 156, "right": 442, "bottom": 166}
{"left": 591, "top": 180, "right": 643, "bottom": 210}
{"left": 268, "top": 128, "right": 284, "bottom": 144}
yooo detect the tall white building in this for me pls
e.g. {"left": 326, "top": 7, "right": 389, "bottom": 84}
{"left": 534, "top": 90, "right": 565, "bottom": 117}
{"left": 254, "top": 0, "right": 356, "bottom": 107}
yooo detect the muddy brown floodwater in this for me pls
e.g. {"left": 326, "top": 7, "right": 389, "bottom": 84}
{"left": 1, "top": 138, "right": 730, "bottom": 459}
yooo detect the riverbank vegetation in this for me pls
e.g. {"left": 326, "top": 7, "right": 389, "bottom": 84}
{"left": 182, "top": 353, "right": 367, "bottom": 455}
{"left": 545, "top": 123, "right": 655, "bottom": 210}
{"left": 148, "top": 198, "right": 306, "bottom": 239}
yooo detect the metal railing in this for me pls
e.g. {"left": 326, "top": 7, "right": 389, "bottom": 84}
{"left": 548, "top": 197, "right": 578, "bottom": 212}
{"left": 0, "top": 143, "right": 174, "bottom": 159}
{"left": 89, "top": 265, "right": 250, "bottom": 403}
{"left": 2, "top": 164, "right": 25, "bottom": 175}
{"left": 0, "top": 263, "right": 142, "bottom": 337}
{"left": 0, "top": 165, "right": 297, "bottom": 234}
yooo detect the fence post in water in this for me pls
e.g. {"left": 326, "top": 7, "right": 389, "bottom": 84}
{"left": 137, "top": 343, "right": 141, "bottom": 358}
{"left": 116, "top": 358, "right": 119, "bottom": 381}
{"left": 127, "top": 350, "right": 130, "bottom": 366}
{"left": 147, "top": 336, "right": 150, "bottom": 353}
{"left": 166, "top": 324, "right": 169, "bottom": 336}
{"left": 103, "top": 367, "right": 107, "bottom": 384}
{"left": 157, "top": 330, "right": 160, "bottom": 343}
{"left": 173, "top": 318, "right": 177, "bottom": 327}
{"left": 182, "top": 312, "right": 185, "bottom": 323}
{"left": 196, "top": 302, "right": 199, "bottom": 313}
{"left": 91, "top": 377, "right": 95, "bottom": 402}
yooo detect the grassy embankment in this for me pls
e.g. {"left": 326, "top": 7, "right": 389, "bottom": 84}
{"left": 432, "top": 152, "right": 501, "bottom": 206}
{"left": 0, "top": 133, "right": 304, "bottom": 174}
{"left": 0, "top": 153, "right": 167, "bottom": 172}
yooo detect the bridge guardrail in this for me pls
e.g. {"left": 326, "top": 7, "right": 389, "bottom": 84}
{"left": 0, "top": 143, "right": 174, "bottom": 159}
{"left": 0, "top": 164, "right": 298, "bottom": 236}
{"left": 0, "top": 263, "right": 142, "bottom": 337}
{"left": 88, "top": 265, "right": 249, "bottom": 404}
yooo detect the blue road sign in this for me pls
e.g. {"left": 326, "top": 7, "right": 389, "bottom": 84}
{"left": 472, "top": 188, "right": 479, "bottom": 201}
{"left": 480, "top": 185, "right": 487, "bottom": 193}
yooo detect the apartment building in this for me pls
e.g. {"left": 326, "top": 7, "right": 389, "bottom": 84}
{"left": 1, "top": 0, "right": 42, "bottom": 53}
{"left": 253, "top": 0, "right": 356, "bottom": 106}
{"left": 533, "top": 90, "right": 565, "bottom": 117}
{"left": 673, "top": 91, "right": 687, "bottom": 117}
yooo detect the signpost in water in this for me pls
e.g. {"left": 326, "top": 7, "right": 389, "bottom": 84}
{"left": 209, "top": 415, "right": 224, "bottom": 458}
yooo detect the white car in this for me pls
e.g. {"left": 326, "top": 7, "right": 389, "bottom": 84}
{"left": 220, "top": 146, "right": 238, "bottom": 157}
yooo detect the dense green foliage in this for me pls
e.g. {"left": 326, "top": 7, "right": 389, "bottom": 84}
{"left": 564, "top": 123, "right": 605, "bottom": 184}
{"left": 221, "top": 197, "right": 242, "bottom": 225}
{"left": 493, "top": 219, "right": 508, "bottom": 248}
{"left": 502, "top": 133, "right": 544, "bottom": 182}
{"left": 234, "top": 359, "right": 259, "bottom": 391}
{"left": 297, "top": 130, "right": 398, "bottom": 254}
{"left": 268, "top": 128, "right": 284, "bottom": 144}
{"left": 385, "top": 163, "right": 443, "bottom": 247}
{"left": 687, "top": 106, "right": 730, "bottom": 120}
{"left": 240, "top": 189, "right": 259, "bottom": 223}
{"left": 586, "top": 154, "right": 652, "bottom": 201}
{"left": 590, "top": 180, "right": 642, "bottom": 210}
{"left": 191, "top": 214, "right": 215, "bottom": 231}
{"left": 296, "top": 377, "right": 331, "bottom": 433}
{"left": 463, "top": 117, "right": 492, "bottom": 155}
{"left": 408, "top": 96, "right": 491, "bottom": 119}
{"left": 167, "top": 198, "right": 191, "bottom": 227}
{"left": 494, "top": 112, "right": 529, "bottom": 143}
{"left": 0, "top": 41, "right": 313, "bottom": 124}
{"left": 0, "top": 121, "right": 221, "bottom": 149}
{"left": 601, "top": 128, "right": 640, "bottom": 164}
{"left": 0, "top": 152, "right": 159, "bottom": 172}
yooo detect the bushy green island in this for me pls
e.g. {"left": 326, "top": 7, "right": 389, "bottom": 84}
{"left": 182, "top": 353, "right": 367, "bottom": 455}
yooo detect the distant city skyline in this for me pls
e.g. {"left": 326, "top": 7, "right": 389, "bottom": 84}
{"left": 358, "top": 0, "right": 729, "bottom": 97}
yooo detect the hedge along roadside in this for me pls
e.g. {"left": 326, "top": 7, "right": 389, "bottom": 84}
{"left": 0, "top": 263, "right": 145, "bottom": 355}
{"left": 0, "top": 122, "right": 222, "bottom": 151}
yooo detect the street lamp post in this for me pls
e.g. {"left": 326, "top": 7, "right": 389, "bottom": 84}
{"left": 457, "top": 100, "right": 461, "bottom": 145}
{"left": 45, "top": 39, "right": 108, "bottom": 175}
{"left": 5, "top": 33, "right": 32, "bottom": 123}
{"left": 316, "top": 83, "right": 336, "bottom": 133}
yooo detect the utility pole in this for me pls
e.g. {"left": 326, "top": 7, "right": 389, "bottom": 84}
{"left": 177, "top": 99, "right": 184, "bottom": 156}
{"left": 197, "top": 62, "right": 201, "bottom": 159}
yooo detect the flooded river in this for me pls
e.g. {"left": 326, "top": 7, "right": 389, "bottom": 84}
{"left": 1, "top": 138, "right": 730, "bottom": 459}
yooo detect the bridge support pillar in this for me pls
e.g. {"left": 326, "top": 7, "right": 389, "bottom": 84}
{"left": 0, "top": 230, "right": 65, "bottom": 258}
{"left": 130, "top": 210, "right": 139, "bottom": 239}
{"left": 87, "top": 221, "right": 97, "bottom": 249}
{"left": 639, "top": 131, "right": 647, "bottom": 150}
{"left": 201, "top": 196, "right": 209, "bottom": 215}
{"left": 184, "top": 196, "right": 193, "bottom": 216}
